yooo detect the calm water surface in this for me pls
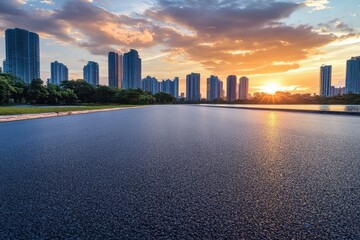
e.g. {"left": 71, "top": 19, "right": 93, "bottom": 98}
{"left": 1, "top": 105, "right": 360, "bottom": 239}
{"left": 202, "top": 104, "right": 360, "bottom": 112}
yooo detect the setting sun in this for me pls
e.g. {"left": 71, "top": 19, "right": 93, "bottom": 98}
{"left": 260, "top": 83, "right": 281, "bottom": 94}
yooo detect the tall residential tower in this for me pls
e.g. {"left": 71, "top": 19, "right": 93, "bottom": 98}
{"left": 108, "top": 52, "right": 123, "bottom": 89}
{"left": 50, "top": 61, "right": 68, "bottom": 85}
{"left": 320, "top": 65, "right": 332, "bottom": 97}
{"left": 227, "top": 75, "right": 237, "bottom": 102}
{"left": 186, "top": 73, "right": 201, "bottom": 101}
{"left": 123, "top": 49, "right": 141, "bottom": 89}
{"left": 4, "top": 28, "right": 40, "bottom": 83}
{"left": 345, "top": 56, "right": 360, "bottom": 94}
{"left": 207, "top": 75, "right": 220, "bottom": 101}
{"left": 239, "top": 76, "right": 249, "bottom": 100}
{"left": 83, "top": 61, "right": 99, "bottom": 86}
{"left": 142, "top": 76, "right": 160, "bottom": 94}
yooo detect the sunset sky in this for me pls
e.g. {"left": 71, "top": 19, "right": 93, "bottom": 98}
{"left": 0, "top": 0, "right": 359, "bottom": 96}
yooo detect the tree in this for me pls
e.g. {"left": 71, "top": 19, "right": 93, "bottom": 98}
{"left": 95, "top": 86, "right": 116, "bottom": 104}
{"left": 61, "top": 89, "right": 78, "bottom": 104}
{"left": 12, "top": 80, "right": 29, "bottom": 103}
{"left": 28, "top": 78, "right": 49, "bottom": 104}
{"left": 154, "top": 92, "right": 176, "bottom": 104}
{"left": 61, "top": 80, "right": 96, "bottom": 103}
{"left": 139, "top": 92, "right": 155, "bottom": 104}
{"left": 0, "top": 75, "right": 16, "bottom": 104}
{"left": 46, "top": 83, "right": 62, "bottom": 104}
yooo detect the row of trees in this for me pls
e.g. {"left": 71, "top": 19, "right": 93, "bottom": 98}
{"left": 187, "top": 92, "right": 360, "bottom": 104}
{"left": 0, "top": 74, "right": 176, "bottom": 105}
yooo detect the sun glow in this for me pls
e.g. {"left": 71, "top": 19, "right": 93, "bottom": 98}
{"left": 260, "top": 83, "right": 281, "bottom": 94}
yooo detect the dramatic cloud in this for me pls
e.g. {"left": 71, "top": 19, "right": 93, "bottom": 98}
{"left": 304, "top": 0, "right": 331, "bottom": 11}
{"left": 318, "top": 19, "right": 355, "bottom": 34}
{"left": 0, "top": 0, "right": 352, "bottom": 75}
{"left": 41, "top": 0, "right": 55, "bottom": 5}
{"left": 0, "top": 0, "right": 156, "bottom": 54}
{"left": 145, "top": 0, "right": 337, "bottom": 74}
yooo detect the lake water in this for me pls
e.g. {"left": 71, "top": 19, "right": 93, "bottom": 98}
{"left": 201, "top": 104, "right": 360, "bottom": 113}
{"left": 1, "top": 105, "right": 360, "bottom": 239}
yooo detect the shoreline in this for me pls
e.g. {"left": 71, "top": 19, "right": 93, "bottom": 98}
{"left": 198, "top": 105, "right": 360, "bottom": 116}
{"left": 0, "top": 106, "right": 145, "bottom": 123}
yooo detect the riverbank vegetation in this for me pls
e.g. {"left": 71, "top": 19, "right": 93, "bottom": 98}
{"left": 0, "top": 105, "right": 137, "bottom": 116}
{"left": 0, "top": 74, "right": 176, "bottom": 106}
{"left": 182, "top": 92, "right": 360, "bottom": 105}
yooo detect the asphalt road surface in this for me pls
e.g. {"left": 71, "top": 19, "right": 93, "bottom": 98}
{"left": 1, "top": 105, "right": 360, "bottom": 239}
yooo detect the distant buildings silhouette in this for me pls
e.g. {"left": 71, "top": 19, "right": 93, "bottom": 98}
{"left": 142, "top": 76, "right": 179, "bottom": 98}
{"left": 3, "top": 27, "right": 360, "bottom": 102}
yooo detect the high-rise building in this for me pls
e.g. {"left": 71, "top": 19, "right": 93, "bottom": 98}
{"left": 186, "top": 73, "right": 201, "bottom": 101}
{"left": 123, "top": 49, "right": 141, "bottom": 89}
{"left": 108, "top": 52, "right": 123, "bottom": 89}
{"left": 207, "top": 75, "right": 219, "bottom": 101}
{"left": 345, "top": 56, "right": 360, "bottom": 94}
{"left": 4, "top": 28, "right": 40, "bottom": 83}
{"left": 227, "top": 75, "right": 237, "bottom": 102}
{"left": 159, "top": 77, "right": 179, "bottom": 98}
{"left": 218, "top": 80, "right": 224, "bottom": 99}
{"left": 50, "top": 61, "right": 68, "bottom": 85}
{"left": 83, "top": 61, "right": 99, "bottom": 86}
{"left": 142, "top": 76, "right": 160, "bottom": 94}
{"left": 173, "top": 77, "right": 179, "bottom": 99}
{"left": 239, "top": 76, "right": 249, "bottom": 100}
{"left": 320, "top": 65, "right": 332, "bottom": 97}
{"left": 161, "top": 79, "right": 173, "bottom": 94}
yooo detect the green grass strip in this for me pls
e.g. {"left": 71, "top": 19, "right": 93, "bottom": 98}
{"left": 0, "top": 105, "right": 137, "bottom": 115}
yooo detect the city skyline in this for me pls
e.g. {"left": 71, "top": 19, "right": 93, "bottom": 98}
{"left": 0, "top": 1, "right": 359, "bottom": 96}
{"left": 2, "top": 27, "right": 359, "bottom": 99}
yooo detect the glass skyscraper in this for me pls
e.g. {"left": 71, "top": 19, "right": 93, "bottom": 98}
{"left": 50, "top": 61, "right": 68, "bottom": 85}
{"left": 218, "top": 80, "right": 224, "bottom": 99}
{"left": 207, "top": 75, "right": 220, "bottom": 101}
{"left": 173, "top": 77, "right": 179, "bottom": 99}
{"left": 239, "top": 76, "right": 249, "bottom": 100}
{"left": 345, "top": 56, "right": 360, "bottom": 94}
{"left": 186, "top": 73, "right": 201, "bottom": 101}
{"left": 108, "top": 52, "right": 123, "bottom": 89}
{"left": 83, "top": 61, "right": 99, "bottom": 86}
{"left": 227, "top": 75, "right": 237, "bottom": 102}
{"left": 320, "top": 65, "right": 332, "bottom": 97}
{"left": 142, "top": 76, "right": 160, "bottom": 94}
{"left": 4, "top": 28, "right": 40, "bottom": 83}
{"left": 160, "top": 77, "right": 179, "bottom": 98}
{"left": 123, "top": 49, "right": 141, "bottom": 89}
